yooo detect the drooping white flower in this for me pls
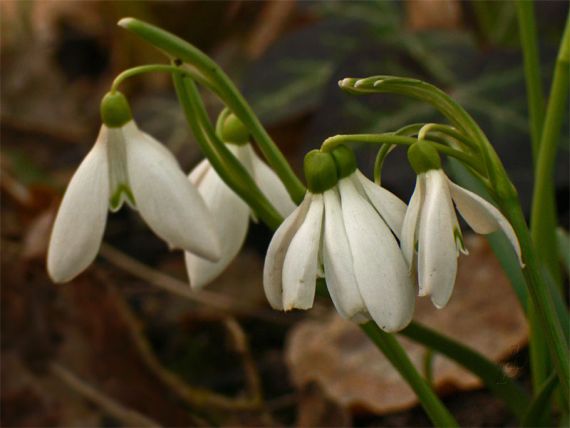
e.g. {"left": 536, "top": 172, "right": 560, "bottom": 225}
{"left": 402, "top": 142, "right": 523, "bottom": 309}
{"left": 47, "top": 92, "right": 220, "bottom": 283}
{"left": 185, "top": 141, "right": 296, "bottom": 288}
{"left": 263, "top": 148, "right": 415, "bottom": 332}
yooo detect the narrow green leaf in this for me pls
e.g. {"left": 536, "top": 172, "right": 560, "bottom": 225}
{"left": 522, "top": 373, "right": 558, "bottom": 427}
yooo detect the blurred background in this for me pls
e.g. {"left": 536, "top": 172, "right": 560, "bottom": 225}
{"left": 1, "top": 1, "right": 568, "bottom": 426}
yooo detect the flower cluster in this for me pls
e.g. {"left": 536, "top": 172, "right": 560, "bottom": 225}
{"left": 264, "top": 147, "right": 415, "bottom": 332}
{"left": 47, "top": 90, "right": 522, "bottom": 334}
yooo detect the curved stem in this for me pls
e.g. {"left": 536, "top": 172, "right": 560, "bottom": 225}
{"left": 172, "top": 72, "right": 283, "bottom": 230}
{"left": 118, "top": 18, "right": 306, "bottom": 204}
{"left": 373, "top": 144, "right": 394, "bottom": 185}
{"left": 401, "top": 322, "right": 530, "bottom": 419}
{"left": 111, "top": 64, "right": 182, "bottom": 92}
{"left": 417, "top": 123, "right": 479, "bottom": 152}
{"left": 361, "top": 323, "right": 459, "bottom": 427}
{"left": 323, "top": 134, "right": 485, "bottom": 175}
{"left": 340, "top": 77, "right": 509, "bottom": 192}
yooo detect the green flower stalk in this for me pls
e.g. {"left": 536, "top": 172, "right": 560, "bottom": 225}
{"left": 117, "top": 17, "right": 306, "bottom": 204}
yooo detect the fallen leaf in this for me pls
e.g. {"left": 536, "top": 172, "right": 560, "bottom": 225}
{"left": 296, "top": 382, "right": 352, "bottom": 427}
{"left": 286, "top": 235, "right": 528, "bottom": 414}
{"left": 406, "top": 0, "right": 463, "bottom": 31}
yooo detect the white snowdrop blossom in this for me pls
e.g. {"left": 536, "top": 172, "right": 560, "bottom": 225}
{"left": 186, "top": 142, "right": 296, "bottom": 288}
{"left": 47, "top": 92, "right": 220, "bottom": 283}
{"left": 263, "top": 148, "right": 415, "bottom": 332}
{"left": 402, "top": 142, "right": 523, "bottom": 309}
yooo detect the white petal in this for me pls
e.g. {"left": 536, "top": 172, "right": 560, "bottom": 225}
{"left": 47, "top": 129, "right": 109, "bottom": 283}
{"left": 188, "top": 158, "right": 211, "bottom": 187}
{"left": 263, "top": 195, "right": 310, "bottom": 310}
{"left": 354, "top": 170, "right": 407, "bottom": 239}
{"left": 123, "top": 123, "right": 220, "bottom": 261}
{"left": 401, "top": 175, "right": 424, "bottom": 268}
{"left": 247, "top": 145, "right": 296, "bottom": 218}
{"left": 418, "top": 170, "right": 458, "bottom": 308}
{"left": 227, "top": 144, "right": 259, "bottom": 222}
{"left": 339, "top": 178, "right": 415, "bottom": 332}
{"left": 282, "top": 194, "right": 324, "bottom": 311}
{"left": 322, "top": 188, "right": 368, "bottom": 320}
{"left": 185, "top": 167, "right": 250, "bottom": 288}
{"left": 448, "top": 179, "right": 523, "bottom": 265}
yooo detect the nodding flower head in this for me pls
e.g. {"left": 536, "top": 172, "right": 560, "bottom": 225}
{"left": 402, "top": 141, "right": 522, "bottom": 309}
{"left": 263, "top": 146, "right": 415, "bottom": 332}
{"left": 185, "top": 113, "right": 296, "bottom": 289}
{"left": 47, "top": 91, "right": 221, "bottom": 283}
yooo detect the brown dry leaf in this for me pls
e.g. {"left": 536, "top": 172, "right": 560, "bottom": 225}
{"left": 286, "top": 235, "right": 528, "bottom": 414}
{"left": 22, "top": 208, "right": 56, "bottom": 261}
{"left": 406, "top": 0, "right": 463, "bottom": 31}
{"left": 296, "top": 383, "right": 352, "bottom": 428}
{"left": 1, "top": 352, "right": 104, "bottom": 428}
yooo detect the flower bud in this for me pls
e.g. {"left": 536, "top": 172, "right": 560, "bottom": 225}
{"left": 100, "top": 91, "right": 132, "bottom": 128}
{"left": 304, "top": 150, "right": 338, "bottom": 193}
{"left": 331, "top": 145, "right": 357, "bottom": 179}
{"left": 220, "top": 113, "right": 249, "bottom": 145}
{"left": 407, "top": 142, "right": 441, "bottom": 174}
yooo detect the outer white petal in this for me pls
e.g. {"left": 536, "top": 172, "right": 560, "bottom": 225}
{"left": 185, "top": 166, "right": 250, "bottom": 288}
{"left": 47, "top": 129, "right": 109, "bottom": 283}
{"left": 247, "top": 145, "right": 296, "bottom": 218}
{"left": 354, "top": 170, "right": 407, "bottom": 239}
{"left": 401, "top": 175, "right": 424, "bottom": 268}
{"left": 448, "top": 179, "right": 523, "bottom": 265}
{"left": 339, "top": 178, "right": 415, "bottom": 332}
{"left": 418, "top": 170, "right": 458, "bottom": 308}
{"left": 188, "top": 158, "right": 211, "bottom": 187}
{"left": 282, "top": 194, "right": 324, "bottom": 311}
{"left": 263, "top": 195, "right": 310, "bottom": 309}
{"left": 123, "top": 123, "right": 220, "bottom": 261}
{"left": 322, "top": 188, "right": 368, "bottom": 321}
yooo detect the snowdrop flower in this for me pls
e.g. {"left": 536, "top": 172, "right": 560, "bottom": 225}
{"left": 264, "top": 146, "right": 415, "bottom": 332}
{"left": 185, "top": 113, "right": 296, "bottom": 288}
{"left": 401, "top": 142, "right": 523, "bottom": 309}
{"left": 47, "top": 91, "right": 220, "bottom": 283}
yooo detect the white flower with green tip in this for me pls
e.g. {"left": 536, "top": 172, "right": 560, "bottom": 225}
{"left": 47, "top": 92, "right": 220, "bottom": 283}
{"left": 402, "top": 142, "right": 523, "bottom": 309}
{"left": 264, "top": 147, "right": 415, "bottom": 332}
{"left": 185, "top": 113, "right": 296, "bottom": 288}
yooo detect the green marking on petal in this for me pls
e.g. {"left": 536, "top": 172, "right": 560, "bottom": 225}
{"left": 110, "top": 184, "right": 136, "bottom": 211}
{"left": 453, "top": 227, "right": 468, "bottom": 255}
